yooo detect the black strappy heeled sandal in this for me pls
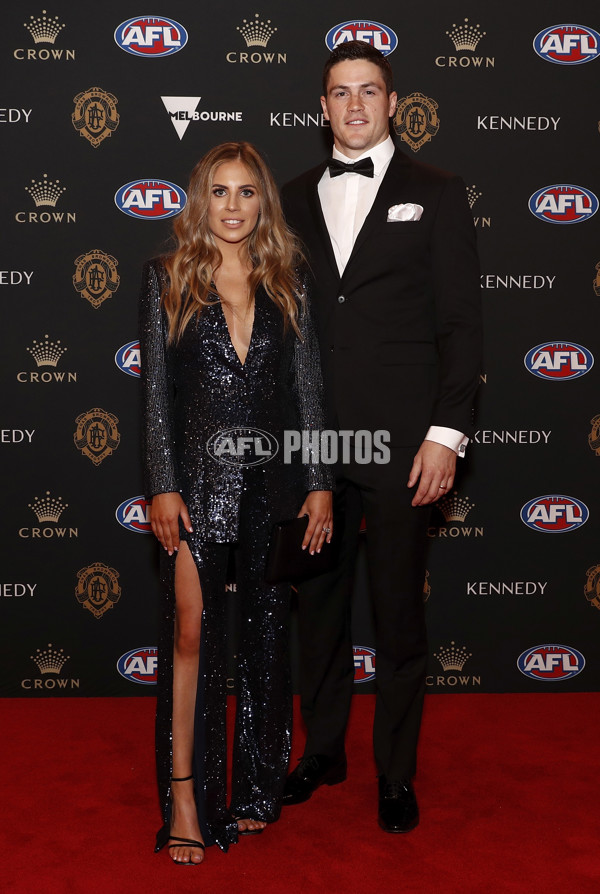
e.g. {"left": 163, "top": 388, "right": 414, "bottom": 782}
{"left": 154, "top": 775, "right": 206, "bottom": 865}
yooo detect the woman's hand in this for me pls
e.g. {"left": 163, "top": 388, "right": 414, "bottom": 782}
{"left": 150, "top": 492, "right": 193, "bottom": 555}
{"left": 297, "top": 490, "right": 333, "bottom": 555}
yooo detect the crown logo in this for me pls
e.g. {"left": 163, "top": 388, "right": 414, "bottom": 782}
{"left": 437, "top": 491, "right": 475, "bottom": 523}
{"left": 237, "top": 13, "right": 277, "bottom": 47}
{"left": 28, "top": 491, "right": 68, "bottom": 523}
{"left": 26, "top": 334, "right": 67, "bottom": 367}
{"left": 466, "top": 184, "right": 482, "bottom": 209}
{"left": 23, "top": 10, "right": 65, "bottom": 44}
{"left": 31, "top": 643, "right": 69, "bottom": 674}
{"left": 25, "top": 174, "right": 66, "bottom": 207}
{"left": 446, "top": 18, "right": 485, "bottom": 52}
{"left": 434, "top": 641, "right": 472, "bottom": 672}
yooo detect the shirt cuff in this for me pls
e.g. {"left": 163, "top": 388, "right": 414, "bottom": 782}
{"left": 425, "top": 426, "right": 469, "bottom": 457}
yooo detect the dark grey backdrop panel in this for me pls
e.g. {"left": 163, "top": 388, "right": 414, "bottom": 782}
{"left": 1, "top": 1, "right": 598, "bottom": 697}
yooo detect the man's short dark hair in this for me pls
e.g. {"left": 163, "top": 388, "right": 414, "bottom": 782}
{"left": 322, "top": 40, "right": 394, "bottom": 96}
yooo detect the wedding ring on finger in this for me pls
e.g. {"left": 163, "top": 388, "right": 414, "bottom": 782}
{"left": 322, "top": 526, "right": 331, "bottom": 533}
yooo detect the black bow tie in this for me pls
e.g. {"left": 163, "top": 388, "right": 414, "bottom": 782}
{"left": 327, "top": 157, "right": 374, "bottom": 178}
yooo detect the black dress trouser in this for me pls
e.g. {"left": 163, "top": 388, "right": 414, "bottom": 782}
{"left": 297, "top": 447, "right": 431, "bottom": 782}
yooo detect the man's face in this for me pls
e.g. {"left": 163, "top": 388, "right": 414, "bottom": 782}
{"left": 321, "top": 59, "right": 397, "bottom": 158}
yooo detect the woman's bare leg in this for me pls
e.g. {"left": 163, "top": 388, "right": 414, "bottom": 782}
{"left": 169, "top": 542, "right": 205, "bottom": 864}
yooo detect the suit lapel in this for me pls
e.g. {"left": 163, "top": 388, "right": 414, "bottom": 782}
{"left": 305, "top": 163, "right": 341, "bottom": 282}
{"left": 340, "top": 150, "right": 411, "bottom": 285}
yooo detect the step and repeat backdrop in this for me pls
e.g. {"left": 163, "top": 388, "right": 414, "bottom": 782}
{"left": 1, "top": 1, "right": 598, "bottom": 697}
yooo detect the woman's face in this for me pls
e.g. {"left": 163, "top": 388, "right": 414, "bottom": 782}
{"left": 207, "top": 160, "right": 261, "bottom": 247}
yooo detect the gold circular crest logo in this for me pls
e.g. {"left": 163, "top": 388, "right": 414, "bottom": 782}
{"left": 584, "top": 564, "right": 600, "bottom": 610}
{"left": 589, "top": 414, "right": 600, "bottom": 456}
{"left": 72, "top": 87, "right": 119, "bottom": 148}
{"left": 394, "top": 92, "right": 440, "bottom": 152}
{"left": 76, "top": 562, "right": 121, "bottom": 618}
{"left": 423, "top": 569, "right": 431, "bottom": 603}
{"left": 73, "top": 249, "right": 120, "bottom": 309}
{"left": 74, "top": 408, "right": 120, "bottom": 465}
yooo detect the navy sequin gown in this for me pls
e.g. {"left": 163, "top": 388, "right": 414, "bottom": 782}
{"left": 139, "top": 259, "right": 332, "bottom": 851}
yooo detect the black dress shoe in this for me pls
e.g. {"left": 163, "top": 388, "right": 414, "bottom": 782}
{"left": 377, "top": 776, "right": 419, "bottom": 833}
{"left": 282, "top": 753, "right": 347, "bottom": 805}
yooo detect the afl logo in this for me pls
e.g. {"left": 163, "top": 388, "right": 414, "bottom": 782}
{"left": 206, "top": 427, "right": 279, "bottom": 467}
{"left": 115, "top": 496, "right": 152, "bottom": 533}
{"left": 325, "top": 21, "right": 397, "bottom": 55}
{"left": 517, "top": 645, "right": 585, "bottom": 681}
{"left": 529, "top": 185, "right": 598, "bottom": 224}
{"left": 115, "top": 340, "right": 141, "bottom": 378}
{"left": 117, "top": 647, "right": 158, "bottom": 684}
{"left": 520, "top": 495, "right": 588, "bottom": 533}
{"left": 114, "top": 17, "right": 188, "bottom": 57}
{"left": 115, "top": 180, "right": 186, "bottom": 220}
{"left": 533, "top": 24, "right": 599, "bottom": 65}
{"left": 524, "top": 342, "right": 594, "bottom": 380}
{"left": 353, "top": 646, "right": 376, "bottom": 683}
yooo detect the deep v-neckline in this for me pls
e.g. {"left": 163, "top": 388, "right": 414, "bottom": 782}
{"left": 217, "top": 294, "right": 256, "bottom": 368}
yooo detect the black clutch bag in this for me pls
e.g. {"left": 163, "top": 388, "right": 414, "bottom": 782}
{"left": 264, "top": 515, "right": 336, "bottom": 584}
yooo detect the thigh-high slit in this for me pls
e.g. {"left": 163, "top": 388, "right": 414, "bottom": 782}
{"left": 155, "top": 470, "right": 294, "bottom": 851}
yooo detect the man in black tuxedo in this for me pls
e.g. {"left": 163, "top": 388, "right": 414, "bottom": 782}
{"left": 281, "top": 41, "right": 482, "bottom": 832}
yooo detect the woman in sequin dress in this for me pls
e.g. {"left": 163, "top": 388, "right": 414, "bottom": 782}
{"left": 139, "top": 142, "right": 333, "bottom": 865}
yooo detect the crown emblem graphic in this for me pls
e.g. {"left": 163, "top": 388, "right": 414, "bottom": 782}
{"left": 446, "top": 18, "right": 485, "bottom": 52}
{"left": 25, "top": 174, "right": 66, "bottom": 207}
{"left": 28, "top": 491, "right": 68, "bottom": 523}
{"left": 237, "top": 13, "right": 277, "bottom": 47}
{"left": 31, "top": 643, "right": 69, "bottom": 674}
{"left": 26, "top": 335, "right": 67, "bottom": 367}
{"left": 24, "top": 10, "right": 66, "bottom": 44}
{"left": 466, "top": 185, "right": 482, "bottom": 209}
{"left": 434, "top": 641, "right": 472, "bottom": 671}
{"left": 437, "top": 491, "right": 475, "bottom": 523}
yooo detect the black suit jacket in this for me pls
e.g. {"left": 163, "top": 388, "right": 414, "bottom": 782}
{"left": 282, "top": 147, "right": 482, "bottom": 447}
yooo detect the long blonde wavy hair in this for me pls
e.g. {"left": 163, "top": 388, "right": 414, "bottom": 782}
{"left": 162, "top": 142, "right": 303, "bottom": 343}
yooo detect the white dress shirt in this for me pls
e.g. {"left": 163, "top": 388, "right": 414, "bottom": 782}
{"left": 318, "top": 136, "right": 468, "bottom": 456}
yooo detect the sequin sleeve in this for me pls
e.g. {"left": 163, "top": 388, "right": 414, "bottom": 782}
{"left": 139, "top": 259, "right": 180, "bottom": 497}
{"left": 293, "top": 279, "right": 334, "bottom": 493}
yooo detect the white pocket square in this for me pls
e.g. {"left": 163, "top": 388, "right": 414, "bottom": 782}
{"left": 387, "top": 203, "right": 423, "bottom": 222}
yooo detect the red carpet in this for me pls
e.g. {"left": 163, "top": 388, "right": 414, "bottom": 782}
{"left": 2, "top": 693, "right": 599, "bottom": 893}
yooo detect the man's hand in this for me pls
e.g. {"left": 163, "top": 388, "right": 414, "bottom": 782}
{"left": 408, "top": 441, "right": 457, "bottom": 507}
